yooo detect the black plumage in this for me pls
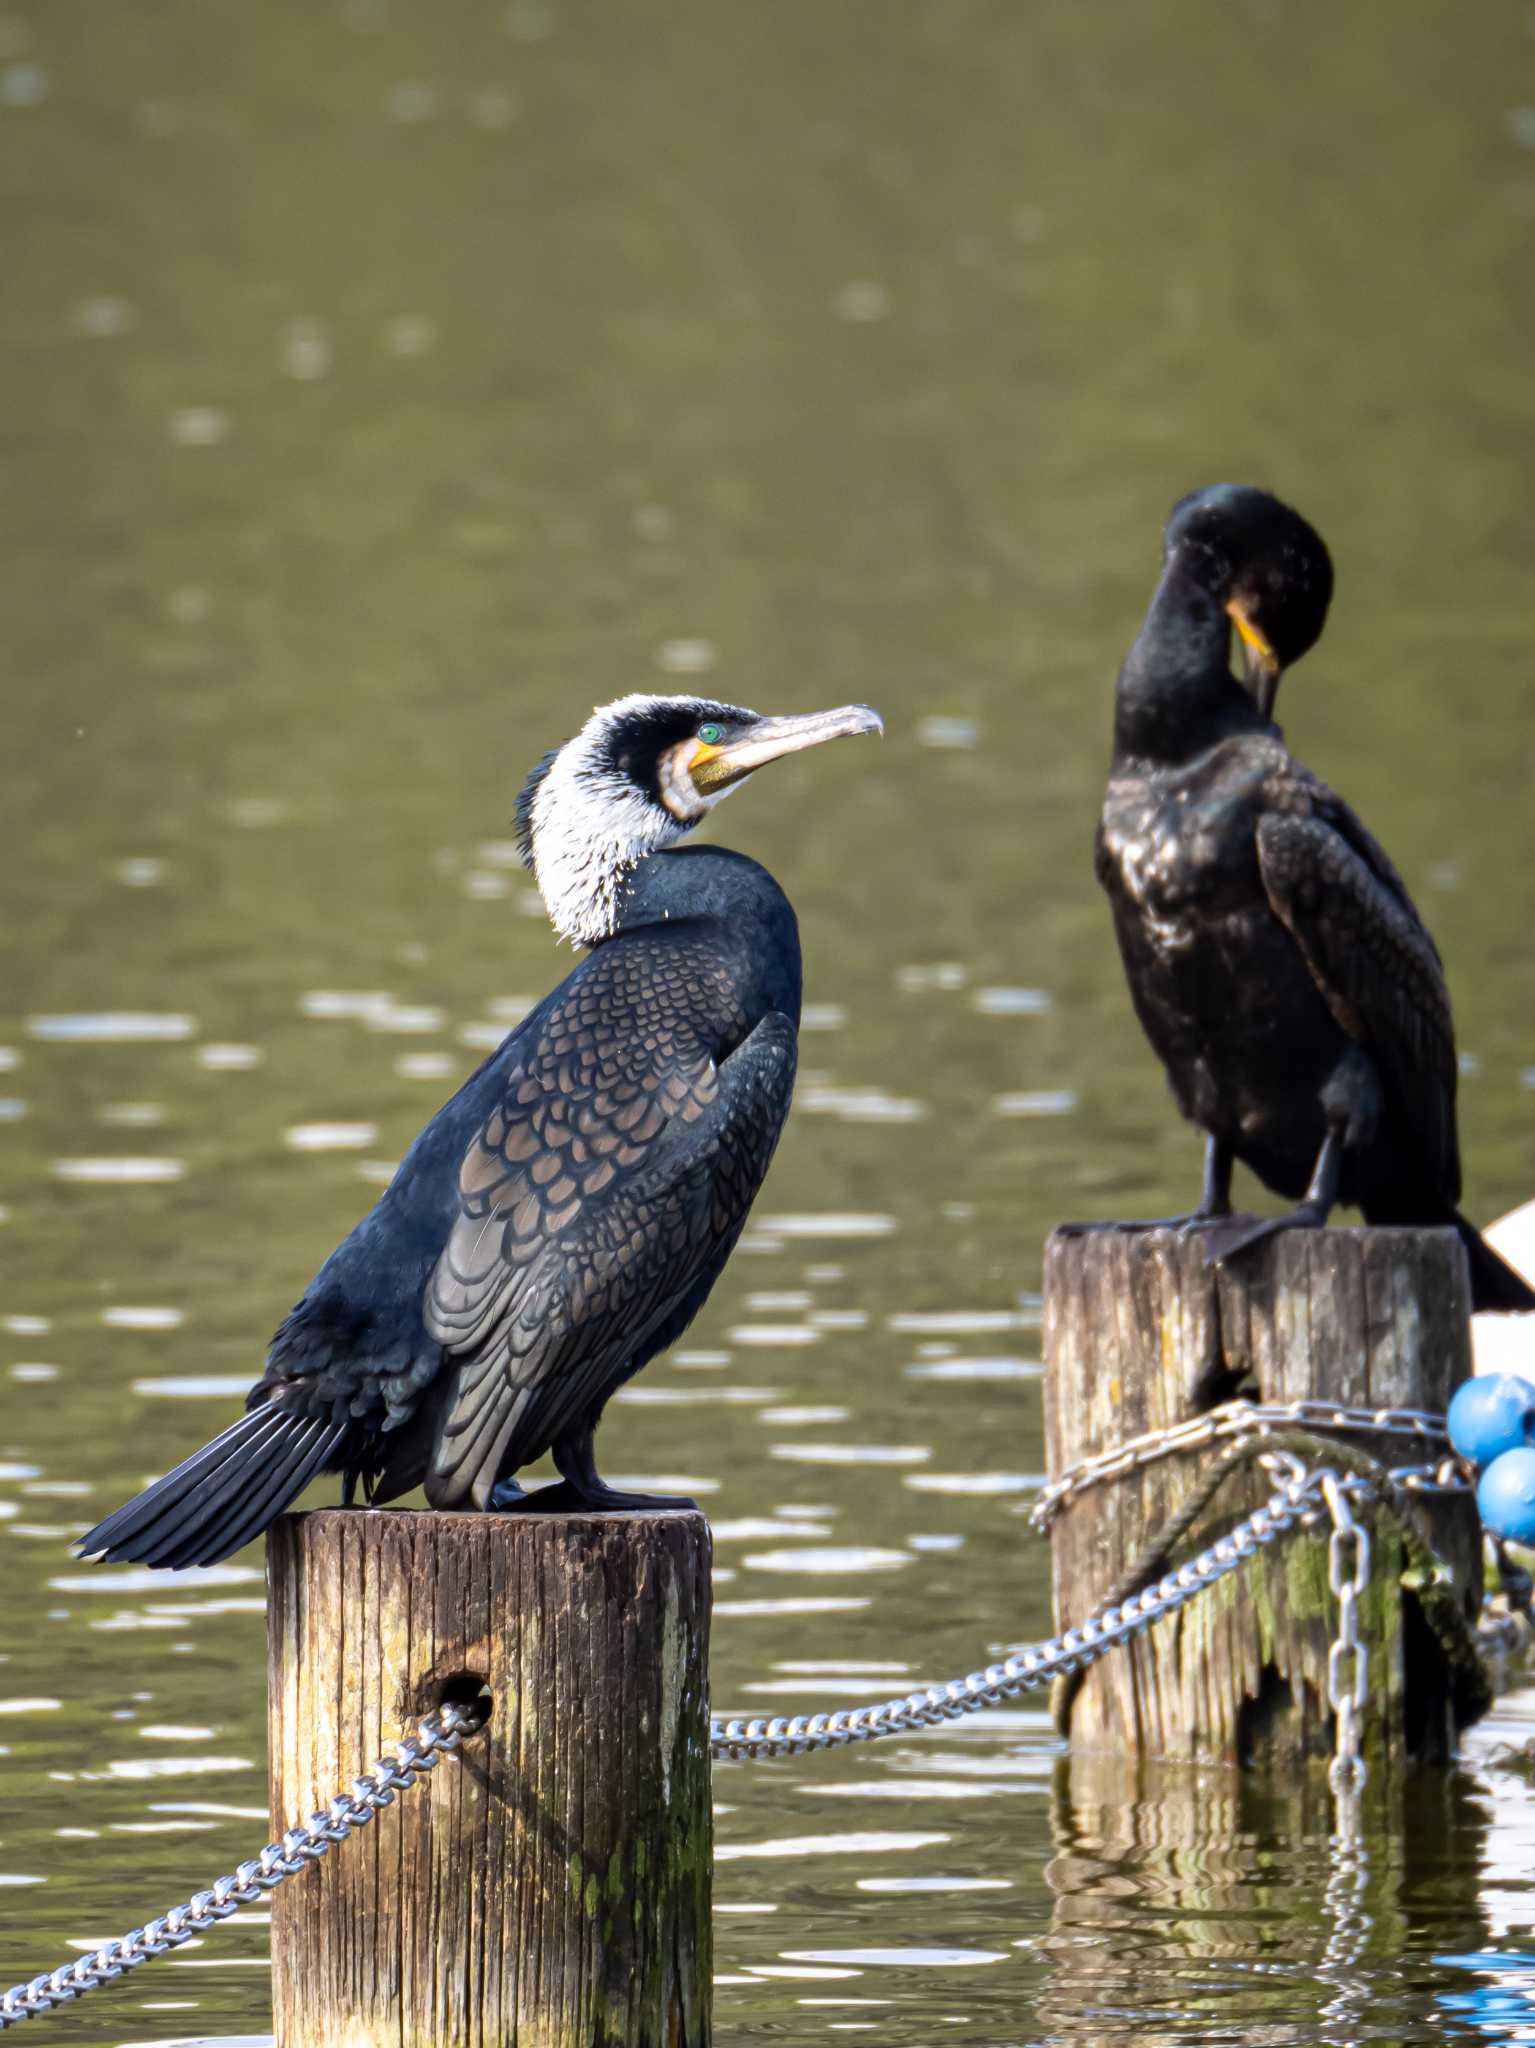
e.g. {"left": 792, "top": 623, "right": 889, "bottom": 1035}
{"left": 82, "top": 693, "right": 882, "bottom": 1567}
{"left": 1092, "top": 484, "right": 1535, "bottom": 1312}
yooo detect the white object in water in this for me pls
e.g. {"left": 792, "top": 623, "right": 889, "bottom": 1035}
{"left": 1470, "top": 1197, "right": 1535, "bottom": 1374}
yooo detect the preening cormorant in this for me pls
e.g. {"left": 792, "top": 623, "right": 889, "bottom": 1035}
{"left": 1092, "top": 483, "right": 1535, "bottom": 1312}
{"left": 81, "top": 693, "right": 883, "bottom": 1567}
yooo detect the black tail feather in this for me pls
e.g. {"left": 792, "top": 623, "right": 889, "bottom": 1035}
{"left": 79, "top": 1405, "right": 347, "bottom": 1569}
{"left": 1452, "top": 1211, "right": 1535, "bottom": 1315}
{"left": 79, "top": 1407, "right": 275, "bottom": 1563}
{"left": 165, "top": 1419, "right": 341, "bottom": 1568}
{"left": 146, "top": 1419, "right": 321, "bottom": 1571}
{"left": 106, "top": 1408, "right": 294, "bottom": 1565}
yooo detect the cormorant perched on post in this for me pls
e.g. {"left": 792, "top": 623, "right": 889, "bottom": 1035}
{"left": 81, "top": 693, "right": 883, "bottom": 1567}
{"left": 1091, "top": 483, "right": 1535, "bottom": 1312}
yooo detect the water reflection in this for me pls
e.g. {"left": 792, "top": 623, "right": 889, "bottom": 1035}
{"left": 1035, "top": 1755, "right": 1517, "bottom": 2046}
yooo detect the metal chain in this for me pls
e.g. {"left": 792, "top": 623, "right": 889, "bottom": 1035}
{"left": 710, "top": 1455, "right": 1326, "bottom": 1761}
{"left": 1394, "top": 1454, "right": 1478, "bottom": 1498}
{"left": 1318, "top": 1474, "right": 1375, "bottom": 2033}
{"left": 0, "top": 1703, "right": 476, "bottom": 2030}
{"left": 0, "top": 1427, "right": 1481, "bottom": 2021}
{"left": 0, "top": 1478, "right": 1328, "bottom": 2020}
{"left": 1029, "top": 1398, "right": 1452, "bottom": 1531}
{"left": 1321, "top": 1473, "right": 1372, "bottom": 1796}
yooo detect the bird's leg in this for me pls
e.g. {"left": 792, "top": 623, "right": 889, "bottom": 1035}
{"left": 553, "top": 1426, "right": 698, "bottom": 1511}
{"left": 1201, "top": 1129, "right": 1344, "bottom": 1267}
{"left": 1201, "top": 1048, "right": 1376, "bottom": 1267}
{"left": 1056, "top": 1137, "right": 1243, "bottom": 1237}
{"left": 1190, "top": 1135, "right": 1235, "bottom": 1224}
{"left": 490, "top": 1428, "right": 697, "bottom": 1514}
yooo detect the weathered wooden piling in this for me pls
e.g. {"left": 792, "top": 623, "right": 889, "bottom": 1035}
{"left": 1043, "top": 1226, "right": 1484, "bottom": 1772}
{"left": 266, "top": 1508, "right": 713, "bottom": 2048}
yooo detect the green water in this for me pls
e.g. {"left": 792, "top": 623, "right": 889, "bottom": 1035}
{"left": 4, "top": 1, "right": 1535, "bottom": 2040}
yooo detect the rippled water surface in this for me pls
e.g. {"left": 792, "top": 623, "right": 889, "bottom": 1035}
{"left": 5, "top": 1, "right": 1535, "bottom": 2041}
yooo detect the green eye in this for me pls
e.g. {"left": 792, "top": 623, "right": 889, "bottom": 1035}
{"left": 697, "top": 723, "right": 723, "bottom": 746}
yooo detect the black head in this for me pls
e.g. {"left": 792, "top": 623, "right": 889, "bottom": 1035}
{"left": 1163, "top": 484, "right": 1334, "bottom": 717}
{"left": 515, "top": 692, "right": 883, "bottom": 945}
{"left": 512, "top": 696, "right": 752, "bottom": 869}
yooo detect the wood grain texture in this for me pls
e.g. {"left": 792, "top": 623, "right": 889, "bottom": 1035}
{"left": 267, "top": 1508, "right": 712, "bottom": 2048}
{"left": 1043, "top": 1226, "right": 1482, "bottom": 1771}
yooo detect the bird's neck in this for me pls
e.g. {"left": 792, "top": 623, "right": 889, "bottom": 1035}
{"left": 533, "top": 828, "right": 637, "bottom": 949}
{"left": 529, "top": 761, "right": 688, "bottom": 949}
{"left": 1112, "top": 556, "right": 1262, "bottom": 767}
{"left": 614, "top": 846, "right": 804, "bottom": 1022}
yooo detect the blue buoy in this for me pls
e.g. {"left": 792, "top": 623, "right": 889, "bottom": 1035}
{"left": 1447, "top": 1374, "right": 1535, "bottom": 1468}
{"left": 1478, "top": 1446, "right": 1535, "bottom": 1545}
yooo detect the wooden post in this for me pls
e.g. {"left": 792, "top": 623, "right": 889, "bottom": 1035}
{"left": 1042, "top": 1226, "right": 1484, "bottom": 1772}
{"left": 266, "top": 1508, "right": 713, "bottom": 2048}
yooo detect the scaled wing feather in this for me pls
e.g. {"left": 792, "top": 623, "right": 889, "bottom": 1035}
{"left": 1255, "top": 790, "right": 1459, "bottom": 1201}
{"left": 423, "top": 935, "right": 794, "bottom": 1504}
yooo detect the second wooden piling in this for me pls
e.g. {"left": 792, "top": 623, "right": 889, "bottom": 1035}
{"left": 1042, "top": 1225, "right": 1484, "bottom": 1773}
{"left": 266, "top": 1507, "right": 713, "bottom": 2048}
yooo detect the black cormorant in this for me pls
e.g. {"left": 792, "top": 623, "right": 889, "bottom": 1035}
{"left": 81, "top": 692, "right": 883, "bottom": 1567}
{"left": 1091, "top": 483, "right": 1535, "bottom": 1312}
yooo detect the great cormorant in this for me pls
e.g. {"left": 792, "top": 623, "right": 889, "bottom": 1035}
{"left": 81, "top": 692, "right": 883, "bottom": 1567}
{"left": 1091, "top": 483, "right": 1535, "bottom": 1312}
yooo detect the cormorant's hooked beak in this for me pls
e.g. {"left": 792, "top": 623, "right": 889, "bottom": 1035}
{"left": 1227, "top": 597, "right": 1281, "bottom": 721}
{"left": 689, "top": 704, "right": 884, "bottom": 794}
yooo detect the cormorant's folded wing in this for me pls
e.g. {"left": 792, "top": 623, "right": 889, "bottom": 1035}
{"left": 1255, "top": 794, "right": 1459, "bottom": 1201}
{"left": 423, "top": 933, "right": 795, "bottom": 1506}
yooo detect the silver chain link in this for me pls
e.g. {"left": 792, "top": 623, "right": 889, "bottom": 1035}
{"left": 1029, "top": 1398, "right": 1453, "bottom": 1531}
{"left": 0, "top": 1464, "right": 1345, "bottom": 2023}
{"left": 1314, "top": 1468, "right": 1376, "bottom": 2040}
{"left": 0, "top": 1702, "right": 476, "bottom": 2030}
{"left": 710, "top": 1455, "right": 1327, "bottom": 1761}
{"left": 1321, "top": 1473, "right": 1372, "bottom": 1797}
{"left": 1319, "top": 1470, "right": 1375, "bottom": 2030}
{"left": 0, "top": 1422, "right": 1468, "bottom": 2024}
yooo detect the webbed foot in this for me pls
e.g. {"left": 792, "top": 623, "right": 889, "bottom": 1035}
{"left": 1056, "top": 1141, "right": 1239, "bottom": 1241}
{"left": 539, "top": 1422, "right": 698, "bottom": 1512}
{"left": 578, "top": 1483, "right": 699, "bottom": 1512}
{"left": 1201, "top": 1130, "right": 1342, "bottom": 1269}
{"left": 1200, "top": 1200, "right": 1333, "bottom": 1269}
{"left": 1054, "top": 1208, "right": 1248, "bottom": 1241}
{"left": 489, "top": 1476, "right": 697, "bottom": 1514}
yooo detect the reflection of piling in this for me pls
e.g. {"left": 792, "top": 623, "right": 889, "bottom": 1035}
{"left": 266, "top": 1508, "right": 713, "bottom": 2047}
{"left": 1042, "top": 1227, "right": 1484, "bottom": 1771}
{"left": 1038, "top": 1751, "right": 1444, "bottom": 2031}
